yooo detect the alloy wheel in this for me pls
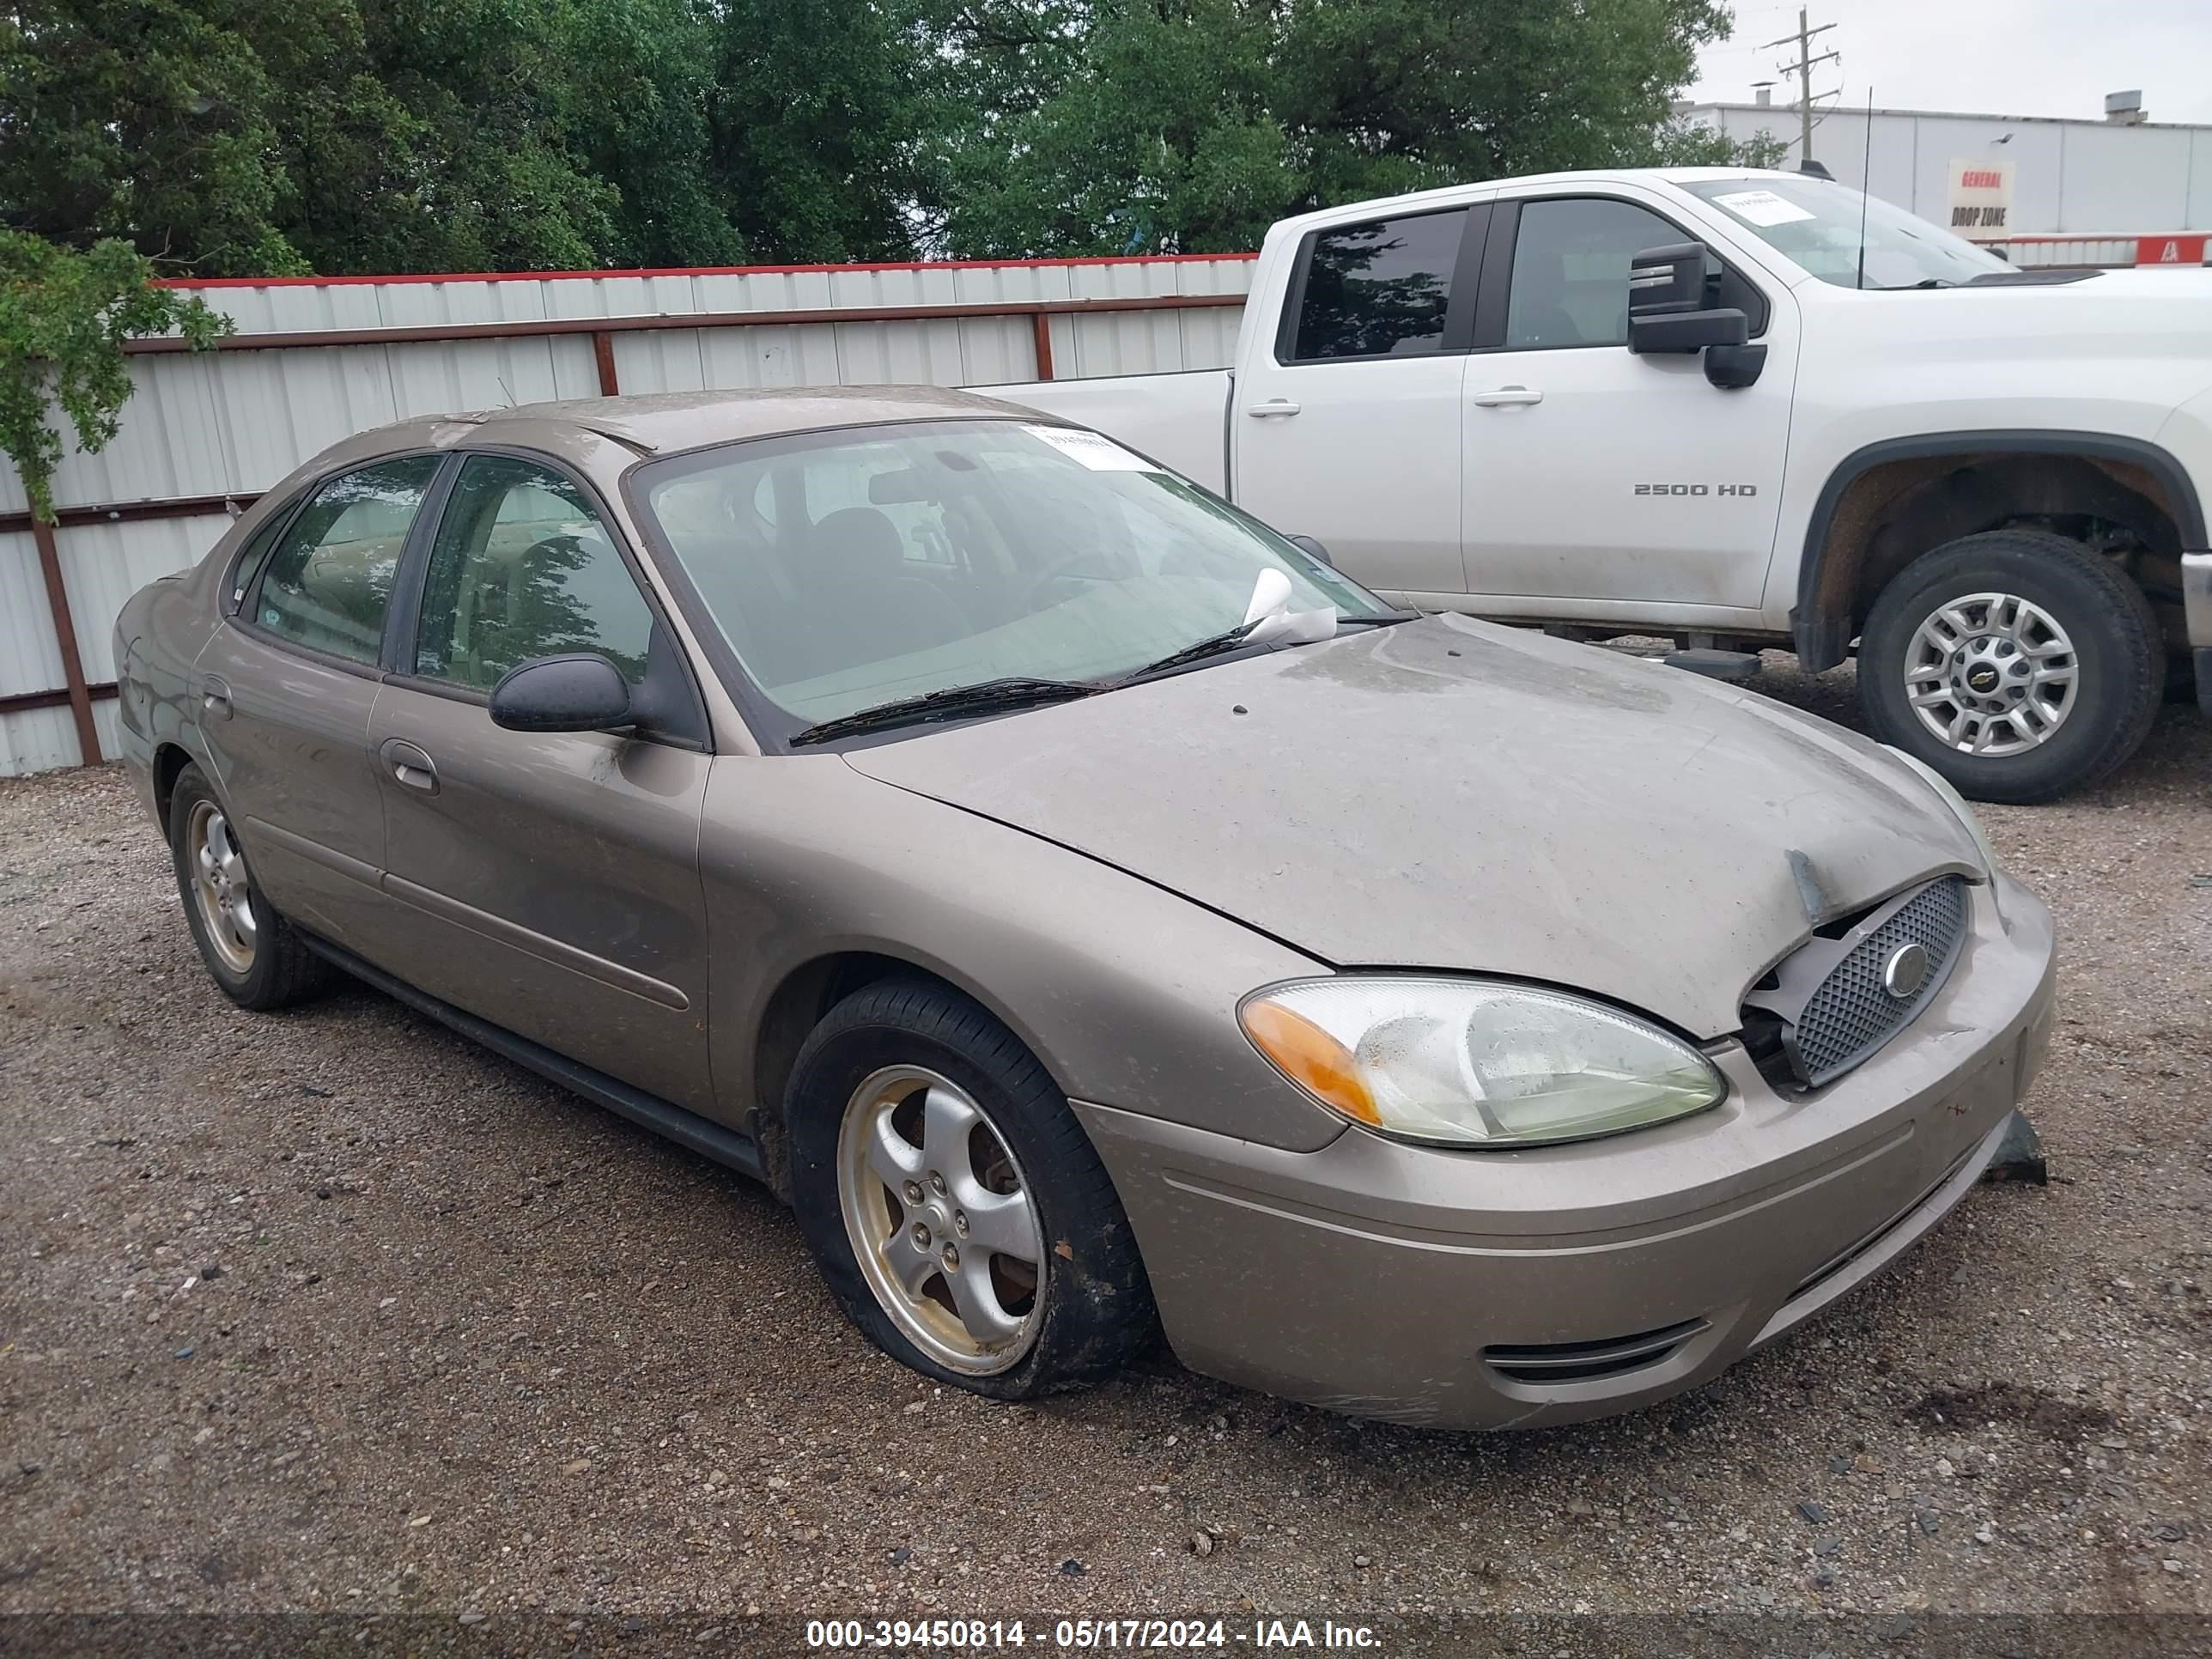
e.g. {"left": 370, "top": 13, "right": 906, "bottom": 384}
{"left": 1902, "top": 591, "right": 2079, "bottom": 756}
{"left": 836, "top": 1066, "right": 1046, "bottom": 1375}
{"left": 186, "top": 799, "right": 258, "bottom": 975}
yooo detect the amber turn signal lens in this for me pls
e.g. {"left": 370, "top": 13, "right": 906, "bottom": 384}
{"left": 1240, "top": 998, "right": 1382, "bottom": 1125}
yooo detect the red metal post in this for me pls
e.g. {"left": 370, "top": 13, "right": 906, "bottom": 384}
{"left": 592, "top": 331, "right": 621, "bottom": 396}
{"left": 29, "top": 515, "right": 102, "bottom": 765}
{"left": 1030, "top": 313, "right": 1055, "bottom": 381}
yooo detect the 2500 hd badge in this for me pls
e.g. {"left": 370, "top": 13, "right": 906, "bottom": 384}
{"left": 1634, "top": 482, "right": 1759, "bottom": 496}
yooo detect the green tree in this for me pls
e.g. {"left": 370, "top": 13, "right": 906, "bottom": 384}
{"left": 706, "top": 0, "right": 942, "bottom": 262}
{"left": 0, "top": 2, "right": 307, "bottom": 274}
{"left": 0, "top": 233, "right": 229, "bottom": 523}
{"left": 923, "top": 0, "right": 1777, "bottom": 258}
{"left": 3, "top": 0, "right": 747, "bottom": 276}
{"left": 264, "top": 0, "right": 624, "bottom": 273}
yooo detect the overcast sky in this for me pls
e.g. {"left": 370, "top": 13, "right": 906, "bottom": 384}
{"left": 1691, "top": 0, "right": 2212, "bottom": 125}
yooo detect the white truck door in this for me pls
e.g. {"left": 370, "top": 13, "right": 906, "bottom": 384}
{"left": 1231, "top": 204, "right": 1479, "bottom": 597}
{"left": 1457, "top": 191, "right": 1796, "bottom": 612}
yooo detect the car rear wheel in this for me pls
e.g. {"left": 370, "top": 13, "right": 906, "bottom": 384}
{"left": 1858, "top": 527, "right": 2162, "bottom": 803}
{"left": 168, "top": 764, "right": 331, "bottom": 1010}
{"left": 785, "top": 975, "right": 1155, "bottom": 1398}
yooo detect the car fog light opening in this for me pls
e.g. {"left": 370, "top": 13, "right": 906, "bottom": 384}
{"left": 1239, "top": 978, "right": 1725, "bottom": 1148}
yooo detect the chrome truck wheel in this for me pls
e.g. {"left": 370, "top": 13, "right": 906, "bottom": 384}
{"left": 1902, "top": 591, "right": 2079, "bottom": 756}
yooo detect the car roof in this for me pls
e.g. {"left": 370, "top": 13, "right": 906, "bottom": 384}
{"left": 318, "top": 384, "right": 1045, "bottom": 470}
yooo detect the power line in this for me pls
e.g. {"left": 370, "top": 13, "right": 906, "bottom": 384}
{"left": 1761, "top": 8, "right": 1840, "bottom": 163}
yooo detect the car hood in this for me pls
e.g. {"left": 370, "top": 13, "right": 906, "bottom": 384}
{"left": 842, "top": 616, "right": 1981, "bottom": 1037}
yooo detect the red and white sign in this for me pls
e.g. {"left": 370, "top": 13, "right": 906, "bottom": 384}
{"left": 1947, "top": 157, "right": 2014, "bottom": 232}
{"left": 2136, "top": 234, "right": 2209, "bottom": 266}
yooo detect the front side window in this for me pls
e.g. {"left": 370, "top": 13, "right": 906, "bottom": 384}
{"left": 413, "top": 454, "right": 654, "bottom": 690}
{"left": 635, "top": 420, "right": 1394, "bottom": 732}
{"left": 253, "top": 455, "right": 442, "bottom": 663}
{"left": 1682, "top": 175, "right": 2012, "bottom": 289}
{"left": 1289, "top": 209, "right": 1467, "bottom": 361}
{"left": 1504, "top": 198, "right": 1686, "bottom": 350}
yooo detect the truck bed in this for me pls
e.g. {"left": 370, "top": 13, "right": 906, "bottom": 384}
{"left": 980, "top": 368, "right": 1234, "bottom": 495}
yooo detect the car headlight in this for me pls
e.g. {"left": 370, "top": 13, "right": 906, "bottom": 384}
{"left": 1882, "top": 747, "right": 1997, "bottom": 876}
{"left": 1239, "top": 978, "right": 1727, "bottom": 1149}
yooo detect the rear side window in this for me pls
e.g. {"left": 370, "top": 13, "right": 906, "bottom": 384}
{"left": 1289, "top": 209, "right": 1467, "bottom": 362}
{"left": 225, "top": 508, "right": 292, "bottom": 613}
{"left": 413, "top": 454, "right": 654, "bottom": 690}
{"left": 252, "top": 456, "right": 443, "bottom": 663}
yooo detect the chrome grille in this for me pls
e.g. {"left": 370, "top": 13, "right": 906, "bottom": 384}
{"left": 1746, "top": 876, "right": 1972, "bottom": 1090}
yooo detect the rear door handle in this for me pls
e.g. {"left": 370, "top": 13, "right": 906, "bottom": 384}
{"left": 379, "top": 738, "right": 439, "bottom": 794}
{"left": 1245, "top": 399, "right": 1302, "bottom": 417}
{"left": 198, "top": 677, "right": 232, "bottom": 720}
{"left": 1472, "top": 386, "right": 1543, "bottom": 408}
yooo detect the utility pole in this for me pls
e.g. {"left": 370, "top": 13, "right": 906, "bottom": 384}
{"left": 1763, "top": 8, "right": 1839, "bottom": 164}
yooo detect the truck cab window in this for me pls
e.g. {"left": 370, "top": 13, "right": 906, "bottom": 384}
{"left": 1290, "top": 210, "right": 1467, "bottom": 362}
{"left": 1504, "top": 198, "right": 1686, "bottom": 350}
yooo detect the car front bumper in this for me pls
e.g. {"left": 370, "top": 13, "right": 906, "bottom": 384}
{"left": 1076, "top": 874, "right": 2057, "bottom": 1431}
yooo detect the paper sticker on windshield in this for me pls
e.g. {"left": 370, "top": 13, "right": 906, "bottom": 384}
{"left": 1711, "top": 190, "right": 1815, "bottom": 228}
{"left": 1022, "top": 424, "right": 1161, "bottom": 471}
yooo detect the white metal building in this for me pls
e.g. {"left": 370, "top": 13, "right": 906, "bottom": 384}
{"left": 1682, "top": 97, "right": 2212, "bottom": 238}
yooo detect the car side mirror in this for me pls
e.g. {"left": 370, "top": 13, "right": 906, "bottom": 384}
{"left": 1287, "top": 534, "right": 1334, "bottom": 568}
{"left": 489, "top": 653, "right": 633, "bottom": 733}
{"left": 1626, "top": 241, "right": 1765, "bottom": 388}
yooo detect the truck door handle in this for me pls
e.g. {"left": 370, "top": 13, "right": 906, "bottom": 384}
{"left": 379, "top": 738, "right": 439, "bottom": 794}
{"left": 1245, "top": 399, "right": 1302, "bottom": 418}
{"left": 1472, "top": 386, "right": 1543, "bottom": 408}
{"left": 198, "top": 677, "right": 232, "bottom": 720}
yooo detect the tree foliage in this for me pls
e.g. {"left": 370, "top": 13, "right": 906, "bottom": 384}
{"left": 0, "top": 233, "right": 228, "bottom": 522}
{"left": 927, "top": 0, "right": 1771, "bottom": 256}
{"left": 1, "top": 0, "right": 1779, "bottom": 274}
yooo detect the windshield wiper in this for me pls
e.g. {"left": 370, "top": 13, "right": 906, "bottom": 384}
{"left": 789, "top": 676, "right": 1096, "bottom": 746}
{"left": 1119, "top": 622, "right": 1265, "bottom": 683}
{"left": 1872, "top": 277, "right": 1955, "bottom": 289}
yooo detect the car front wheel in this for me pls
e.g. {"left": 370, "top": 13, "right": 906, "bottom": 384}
{"left": 785, "top": 976, "right": 1155, "bottom": 1398}
{"left": 1857, "top": 527, "right": 2163, "bottom": 803}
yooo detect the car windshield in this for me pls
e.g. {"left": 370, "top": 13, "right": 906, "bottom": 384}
{"left": 632, "top": 419, "right": 1394, "bottom": 729}
{"left": 1683, "top": 175, "right": 2014, "bottom": 289}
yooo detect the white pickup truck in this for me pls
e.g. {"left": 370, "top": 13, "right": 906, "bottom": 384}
{"left": 1000, "top": 167, "right": 2212, "bottom": 801}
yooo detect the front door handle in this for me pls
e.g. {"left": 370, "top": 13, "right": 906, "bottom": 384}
{"left": 199, "top": 677, "right": 232, "bottom": 720}
{"left": 1472, "top": 386, "right": 1544, "bottom": 408}
{"left": 1245, "top": 399, "right": 1302, "bottom": 418}
{"left": 379, "top": 738, "right": 439, "bottom": 794}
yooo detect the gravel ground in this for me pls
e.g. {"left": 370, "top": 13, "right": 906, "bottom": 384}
{"left": 1, "top": 663, "right": 2207, "bottom": 1643}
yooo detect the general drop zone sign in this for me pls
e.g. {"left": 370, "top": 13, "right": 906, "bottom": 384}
{"left": 1948, "top": 158, "right": 2014, "bottom": 231}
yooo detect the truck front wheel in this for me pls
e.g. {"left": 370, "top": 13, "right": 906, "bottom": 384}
{"left": 1858, "top": 527, "right": 2162, "bottom": 804}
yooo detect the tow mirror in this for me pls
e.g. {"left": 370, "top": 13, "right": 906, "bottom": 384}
{"left": 1626, "top": 241, "right": 1766, "bottom": 389}
{"left": 489, "top": 653, "right": 633, "bottom": 733}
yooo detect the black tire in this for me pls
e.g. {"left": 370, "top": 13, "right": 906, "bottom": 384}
{"left": 1857, "top": 528, "right": 2162, "bottom": 804}
{"left": 785, "top": 975, "right": 1156, "bottom": 1399}
{"left": 167, "top": 763, "right": 332, "bottom": 1010}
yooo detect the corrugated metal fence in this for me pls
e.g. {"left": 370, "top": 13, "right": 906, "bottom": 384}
{"left": 0, "top": 252, "right": 1256, "bottom": 775}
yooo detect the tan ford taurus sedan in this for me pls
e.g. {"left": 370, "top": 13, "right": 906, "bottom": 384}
{"left": 114, "top": 386, "right": 2056, "bottom": 1429}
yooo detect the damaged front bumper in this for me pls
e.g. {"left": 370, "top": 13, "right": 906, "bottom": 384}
{"left": 1078, "top": 875, "right": 2057, "bottom": 1431}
